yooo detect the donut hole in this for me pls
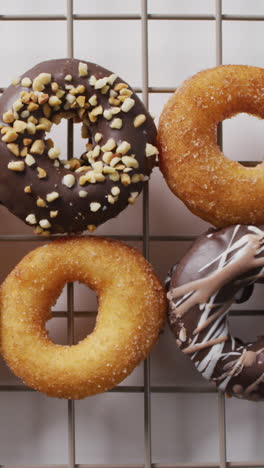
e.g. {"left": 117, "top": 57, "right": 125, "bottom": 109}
{"left": 45, "top": 282, "right": 98, "bottom": 345}
{"left": 47, "top": 118, "right": 90, "bottom": 167}
{"left": 222, "top": 113, "right": 264, "bottom": 167}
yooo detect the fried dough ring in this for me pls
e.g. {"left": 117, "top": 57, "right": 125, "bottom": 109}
{"left": 0, "top": 237, "right": 166, "bottom": 399}
{"left": 158, "top": 65, "right": 264, "bottom": 227}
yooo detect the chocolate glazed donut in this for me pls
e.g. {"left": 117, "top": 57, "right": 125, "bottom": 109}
{"left": 166, "top": 225, "right": 264, "bottom": 401}
{"left": 0, "top": 58, "right": 158, "bottom": 234}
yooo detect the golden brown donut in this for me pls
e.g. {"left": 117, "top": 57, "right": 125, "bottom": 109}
{"left": 158, "top": 65, "right": 264, "bottom": 227}
{"left": 0, "top": 237, "right": 166, "bottom": 399}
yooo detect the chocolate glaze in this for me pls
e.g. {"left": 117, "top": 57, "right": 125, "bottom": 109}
{"left": 0, "top": 58, "right": 157, "bottom": 233}
{"left": 167, "top": 225, "right": 264, "bottom": 401}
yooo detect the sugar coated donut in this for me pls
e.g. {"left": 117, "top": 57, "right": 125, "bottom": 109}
{"left": 166, "top": 224, "right": 264, "bottom": 401}
{"left": 0, "top": 237, "right": 166, "bottom": 399}
{"left": 158, "top": 65, "right": 264, "bottom": 227}
{"left": 0, "top": 58, "right": 158, "bottom": 234}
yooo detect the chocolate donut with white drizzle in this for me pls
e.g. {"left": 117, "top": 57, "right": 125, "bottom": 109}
{"left": 0, "top": 58, "right": 157, "bottom": 234}
{"left": 166, "top": 224, "right": 264, "bottom": 401}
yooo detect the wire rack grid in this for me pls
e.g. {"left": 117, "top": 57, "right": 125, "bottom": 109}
{"left": 0, "top": 1, "right": 264, "bottom": 467}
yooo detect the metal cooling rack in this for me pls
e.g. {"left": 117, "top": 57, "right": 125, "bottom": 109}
{"left": 0, "top": 1, "right": 263, "bottom": 467}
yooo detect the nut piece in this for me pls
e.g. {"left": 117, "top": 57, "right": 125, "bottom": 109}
{"left": 7, "top": 161, "right": 25, "bottom": 171}
{"left": 39, "top": 219, "right": 51, "bottom": 229}
{"left": 37, "top": 167, "right": 47, "bottom": 179}
{"left": 49, "top": 96, "right": 62, "bottom": 107}
{"left": 134, "top": 114, "right": 146, "bottom": 128}
{"left": 88, "top": 94, "right": 98, "bottom": 106}
{"left": 36, "top": 197, "right": 46, "bottom": 208}
{"left": 79, "top": 190, "right": 88, "bottom": 198}
{"left": 94, "top": 77, "right": 108, "bottom": 90}
{"left": 25, "top": 154, "right": 36, "bottom": 166}
{"left": 122, "top": 155, "right": 139, "bottom": 169}
{"left": 13, "top": 120, "right": 27, "bottom": 133}
{"left": 21, "top": 77, "right": 32, "bottom": 88}
{"left": 128, "top": 191, "right": 139, "bottom": 204}
{"left": 24, "top": 185, "right": 32, "bottom": 193}
{"left": 62, "top": 174, "right": 76, "bottom": 188}
{"left": 25, "top": 214, "right": 37, "bottom": 225}
{"left": 145, "top": 143, "right": 159, "bottom": 157}
{"left": 27, "top": 122, "right": 36, "bottom": 135}
{"left": 87, "top": 224, "right": 96, "bottom": 232}
{"left": 46, "top": 191, "right": 60, "bottom": 202}
{"left": 101, "top": 138, "right": 116, "bottom": 152}
{"left": 48, "top": 147, "right": 61, "bottom": 160}
{"left": 94, "top": 132, "right": 103, "bottom": 143}
{"left": 3, "top": 110, "right": 15, "bottom": 124}
{"left": 90, "top": 202, "right": 101, "bottom": 212}
{"left": 7, "top": 143, "right": 19, "bottom": 156}
{"left": 110, "top": 118, "right": 122, "bottom": 129}
{"left": 13, "top": 99, "right": 24, "bottom": 112}
{"left": 79, "top": 62, "right": 88, "bottom": 77}
{"left": 116, "top": 141, "right": 131, "bottom": 155}
{"left": 121, "top": 98, "right": 135, "bottom": 113}
{"left": 65, "top": 74, "right": 72, "bottom": 81}
{"left": 2, "top": 130, "right": 18, "bottom": 143}
{"left": 50, "top": 210, "right": 58, "bottom": 218}
{"left": 111, "top": 186, "right": 120, "bottom": 196}
{"left": 31, "top": 140, "right": 45, "bottom": 155}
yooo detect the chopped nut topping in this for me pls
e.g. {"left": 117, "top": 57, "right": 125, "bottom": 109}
{"left": 103, "top": 165, "right": 116, "bottom": 174}
{"left": 108, "top": 97, "right": 120, "bottom": 106}
{"left": 25, "top": 214, "right": 37, "bottom": 225}
{"left": 90, "top": 202, "right": 101, "bottom": 212}
{"left": 46, "top": 191, "right": 60, "bottom": 202}
{"left": 103, "top": 109, "right": 113, "bottom": 120}
{"left": 7, "top": 143, "right": 19, "bottom": 156}
{"left": 122, "top": 155, "right": 139, "bottom": 168}
{"left": 79, "top": 62, "right": 88, "bottom": 77}
{"left": 119, "top": 88, "right": 133, "bottom": 97}
{"left": 111, "top": 186, "right": 120, "bottom": 196}
{"left": 32, "top": 79, "right": 44, "bottom": 92}
{"left": 7, "top": 160, "right": 25, "bottom": 171}
{"left": 23, "top": 138, "right": 32, "bottom": 146}
{"left": 50, "top": 210, "right": 58, "bottom": 218}
{"left": 51, "top": 114, "right": 62, "bottom": 125}
{"left": 48, "top": 147, "right": 61, "bottom": 160}
{"left": 101, "top": 138, "right": 116, "bottom": 152}
{"left": 121, "top": 173, "right": 131, "bottom": 185}
{"left": 24, "top": 185, "right": 32, "bottom": 193}
{"left": 51, "top": 82, "right": 59, "bottom": 92}
{"left": 62, "top": 174, "right": 76, "bottom": 188}
{"left": 81, "top": 124, "right": 89, "bottom": 139}
{"left": 92, "top": 161, "right": 103, "bottom": 172}
{"left": 56, "top": 89, "right": 66, "bottom": 99}
{"left": 79, "top": 190, "right": 88, "bottom": 198}
{"left": 31, "top": 140, "right": 45, "bottom": 155}
{"left": 3, "top": 110, "right": 15, "bottom": 124}
{"left": 12, "top": 77, "right": 20, "bottom": 86}
{"left": 107, "top": 194, "right": 116, "bottom": 204}
{"left": 37, "top": 167, "right": 47, "bottom": 178}
{"left": 145, "top": 143, "right": 159, "bottom": 157}
{"left": 87, "top": 224, "right": 96, "bottom": 232}
{"left": 21, "top": 77, "right": 32, "bottom": 88}
{"left": 116, "top": 141, "right": 131, "bottom": 155}
{"left": 101, "top": 85, "right": 110, "bottom": 95}
{"left": 109, "top": 172, "right": 120, "bottom": 182}
{"left": 94, "top": 77, "right": 108, "bottom": 89}
{"left": 110, "top": 156, "right": 121, "bottom": 167}
{"left": 89, "top": 96, "right": 98, "bottom": 107}
{"left": 94, "top": 132, "right": 103, "bottom": 143}
{"left": 134, "top": 114, "right": 146, "bottom": 128}
{"left": 91, "top": 105, "right": 103, "bottom": 117}
{"left": 66, "top": 93, "right": 76, "bottom": 104}
{"left": 39, "top": 219, "right": 51, "bottom": 229}
{"left": 76, "top": 95, "right": 86, "bottom": 108}
{"left": 13, "top": 120, "right": 27, "bottom": 133}
{"left": 43, "top": 103, "right": 51, "bottom": 118}
{"left": 102, "top": 151, "right": 113, "bottom": 164}
{"left": 65, "top": 74, "right": 72, "bottom": 81}
{"left": 111, "top": 106, "right": 121, "bottom": 115}
{"left": 36, "top": 197, "right": 46, "bottom": 207}
{"left": 27, "top": 122, "right": 36, "bottom": 135}
{"left": 108, "top": 74, "right": 117, "bottom": 85}
{"left": 20, "top": 110, "right": 30, "bottom": 119}
{"left": 25, "top": 154, "right": 36, "bottom": 166}
{"left": 49, "top": 96, "right": 62, "bottom": 107}
{"left": 110, "top": 118, "right": 122, "bottom": 129}
{"left": 20, "top": 147, "right": 28, "bottom": 157}
{"left": 89, "top": 75, "right": 97, "bottom": 86}
{"left": 27, "top": 102, "right": 39, "bottom": 112}
{"left": 13, "top": 99, "right": 23, "bottom": 112}
{"left": 121, "top": 98, "right": 135, "bottom": 113}
{"left": 2, "top": 130, "right": 18, "bottom": 143}
{"left": 128, "top": 191, "right": 139, "bottom": 204}
{"left": 114, "top": 82, "right": 128, "bottom": 92}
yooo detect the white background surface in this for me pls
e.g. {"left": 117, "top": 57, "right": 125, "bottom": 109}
{"left": 1, "top": 0, "right": 264, "bottom": 465}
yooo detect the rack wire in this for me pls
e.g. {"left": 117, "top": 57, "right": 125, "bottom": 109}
{"left": 0, "top": 1, "right": 263, "bottom": 467}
